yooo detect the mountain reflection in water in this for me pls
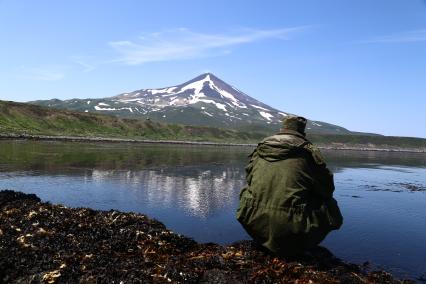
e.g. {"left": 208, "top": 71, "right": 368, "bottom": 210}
{"left": 88, "top": 167, "right": 245, "bottom": 219}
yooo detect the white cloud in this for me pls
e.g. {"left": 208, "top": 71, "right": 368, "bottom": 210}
{"left": 69, "top": 56, "right": 97, "bottom": 72}
{"left": 75, "top": 60, "right": 96, "bottom": 73}
{"left": 363, "top": 29, "right": 426, "bottom": 43}
{"left": 109, "top": 27, "right": 307, "bottom": 65}
{"left": 20, "top": 66, "right": 66, "bottom": 81}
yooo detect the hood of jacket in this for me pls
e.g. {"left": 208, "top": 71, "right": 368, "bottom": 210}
{"left": 256, "top": 130, "right": 309, "bottom": 162}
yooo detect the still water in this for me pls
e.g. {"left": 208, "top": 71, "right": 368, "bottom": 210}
{"left": 0, "top": 140, "right": 425, "bottom": 280}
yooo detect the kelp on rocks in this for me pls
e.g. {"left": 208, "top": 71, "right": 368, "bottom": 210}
{"left": 0, "top": 190, "right": 413, "bottom": 283}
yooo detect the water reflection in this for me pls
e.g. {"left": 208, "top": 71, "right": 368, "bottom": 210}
{"left": 85, "top": 167, "right": 245, "bottom": 219}
{"left": 1, "top": 140, "right": 426, "bottom": 280}
{"left": 0, "top": 140, "right": 249, "bottom": 172}
{"left": 323, "top": 149, "right": 426, "bottom": 169}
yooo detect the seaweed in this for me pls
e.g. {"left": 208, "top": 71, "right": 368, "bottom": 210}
{"left": 0, "top": 190, "right": 413, "bottom": 283}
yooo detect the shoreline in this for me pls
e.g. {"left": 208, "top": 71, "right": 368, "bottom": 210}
{"left": 1, "top": 133, "right": 425, "bottom": 153}
{"left": 0, "top": 190, "right": 412, "bottom": 283}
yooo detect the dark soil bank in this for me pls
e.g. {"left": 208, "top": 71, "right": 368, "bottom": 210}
{"left": 0, "top": 190, "right": 413, "bottom": 283}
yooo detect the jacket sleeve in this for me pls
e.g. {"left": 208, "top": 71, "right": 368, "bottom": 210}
{"left": 310, "top": 162, "right": 335, "bottom": 199}
{"left": 301, "top": 145, "right": 335, "bottom": 199}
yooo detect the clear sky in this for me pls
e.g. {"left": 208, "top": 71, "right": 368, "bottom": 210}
{"left": 1, "top": 0, "right": 425, "bottom": 138}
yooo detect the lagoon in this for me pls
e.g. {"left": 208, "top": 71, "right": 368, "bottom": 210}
{"left": 0, "top": 140, "right": 425, "bottom": 280}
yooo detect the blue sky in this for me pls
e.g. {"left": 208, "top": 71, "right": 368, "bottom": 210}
{"left": 1, "top": 0, "right": 425, "bottom": 138}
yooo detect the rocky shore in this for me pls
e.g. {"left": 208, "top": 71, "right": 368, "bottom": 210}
{"left": 0, "top": 190, "right": 414, "bottom": 283}
{"left": 1, "top": 133, "right": 425, "bottom": 153}
{"left": 0, "top": 134, "right": 256, "bottom": 148}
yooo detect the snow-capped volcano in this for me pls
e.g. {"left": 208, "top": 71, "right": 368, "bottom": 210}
{"left": 110, "top": 73, "right": 288, "bottom": 125}
{"left": 31, "top": 73, "right": 351, "bottom": 134}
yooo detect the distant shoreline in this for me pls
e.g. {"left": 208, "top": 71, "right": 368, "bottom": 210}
{"left": 0, "top": 133, "right": 256, "bottom": 147}
{"left": 0, "top": 133, "right": 425, "bottom": 153}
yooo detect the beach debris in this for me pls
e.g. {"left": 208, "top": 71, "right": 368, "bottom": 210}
{"left": 0, "top": 190, "right": 413, "bottom": 283}
{"left": 388, "top": 182, "right": 426, "bottom": 192}
{"left": 42, "top": 270, "right": 61, "bottom": 283}
{"left": 364, "top": 182, "right": 426, "bottom": 193}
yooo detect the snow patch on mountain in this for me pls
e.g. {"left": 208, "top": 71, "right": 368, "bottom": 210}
{"left": 188, "top": 92, "right": 207, "bottom": 104}
{"left": 259, "top": 111, "right": 273, "bottom": 121}
{"left": 215, "top": 86, "right": 246, "bottom": 108}
{"left": 120, "top": 98, "right": 142, "bottom": 103}
{"left": 181, "top": 77, "right": 207, "bottom": 94}
{"left": 251, "top": 105, "right": 269, "bottom": 111}
{"left": 207, "top": 101, "right": 227, "bottom": 111}
{"left": 95, "top": 105, "right": 134, "bottom": 112}
{"left": 95, "top": 106, "right": 116, "bottom": 111}
{"left": 150, "top": 87, "right": 177, "bottom": 95}
{"left": 225, "top": 113, "right": 242, "bottom": 120}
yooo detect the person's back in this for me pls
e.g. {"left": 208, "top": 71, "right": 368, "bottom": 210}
{"left": 236, "top": 116, "right": 343, "bottom": 255}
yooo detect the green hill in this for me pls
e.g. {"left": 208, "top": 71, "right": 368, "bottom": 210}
{"left": 0, "top": 100, "right": 425, "bottom": 150}
{"left": 0, "top": 100, "right": 265, "bottom": 143}
{"left": 307, "top": 133, "right": 426, "bottom": 150}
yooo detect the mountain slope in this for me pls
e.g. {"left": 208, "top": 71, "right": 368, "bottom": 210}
{"left": 32, "top": 73, "right": 352, "bottom": 135}
{"left": 0, "top": 100, "right": 265, "bottom": 142}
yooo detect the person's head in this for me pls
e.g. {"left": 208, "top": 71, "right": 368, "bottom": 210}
{"left": 280, "top": 115, "right": 307, "bottom": 136}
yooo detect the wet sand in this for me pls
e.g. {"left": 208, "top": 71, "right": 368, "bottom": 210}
{"left": 0, "top": 190, "right": 413, "bottom": 283}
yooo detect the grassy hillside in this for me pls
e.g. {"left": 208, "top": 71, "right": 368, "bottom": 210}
{"left": 0, "top": 100, "right": 425, "bottom": 150}
{"left": 0, "top": 100, "right": 265, "bottom": 143}
{"left": 308, "top": 134, "right": 426, "bottom": 150}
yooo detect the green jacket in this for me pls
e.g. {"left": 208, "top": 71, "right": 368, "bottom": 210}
{"left": 236, "top": 130, "right": 343, "bottom": 255}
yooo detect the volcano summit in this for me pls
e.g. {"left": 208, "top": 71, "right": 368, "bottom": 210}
{"left": 32, "top": 73, "right": 351, "bottom": 134}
